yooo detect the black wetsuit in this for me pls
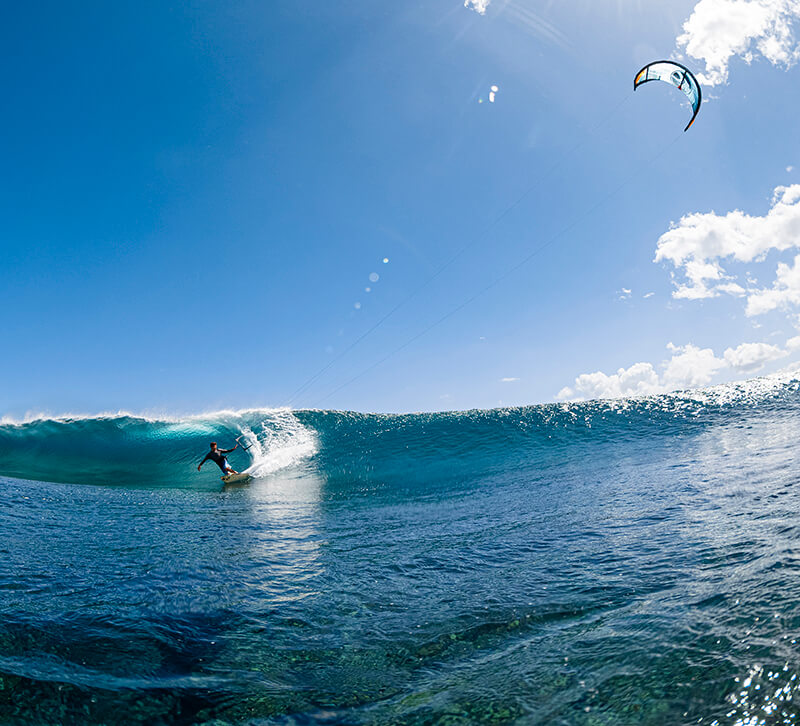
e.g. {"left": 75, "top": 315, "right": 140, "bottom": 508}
{"left": 200, "top": 448, "right": 234, "bottom": 472}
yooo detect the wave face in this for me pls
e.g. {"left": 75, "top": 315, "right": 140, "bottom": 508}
{"left": 2, "top": 372, "right": 797, "bottom": 490}
{"left": 5, "top": 373, "right": 800, "bottom": 724}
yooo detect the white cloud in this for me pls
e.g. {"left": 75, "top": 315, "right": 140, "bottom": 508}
{"left": 558, "top": 361, "right": 662, "bottom": 400}
{"left": 677, "top": 0, "right": 800, "bottom": 86}
{"left": 655, "top": 185, "right": 800, "bottom": 311}
{"left": 464, "top": 0, "right": 490, "bottom": 14}
{"left": 556, "top": 341, "right": 788, "bottom": 400}
{"left": 786, "top": 334, "right": 800, "bottom": 349}
{"left": 723, "top": 341, "right": 788, "bottom": 371}
{"left": 644, "top": 292, "right": 655, "bottom": 298}
{"left": 789, "top": 166, "right": 796, "bottom": 172}
{"left": 663, "top": 343, "right": 727, "bottom": 388}
{"left": 500, "top": 377, "right": 520, "bottom": 383}
{"left": 745, "top": 253, "right": 800, "bottom": 314}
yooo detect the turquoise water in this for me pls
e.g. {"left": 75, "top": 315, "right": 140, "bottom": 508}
{"left": 3, "top": 376, "right": 800, "bottom": 724}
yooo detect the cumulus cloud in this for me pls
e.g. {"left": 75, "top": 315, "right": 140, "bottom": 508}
{"left": 464, "top": 0, "right": 490, "bottom": 14}
{"left": 677, "top": 0, "right": 800, "bottom": 86}
{"left": 723, "top": 341, "right": 788, "bottom": 371}
{"left": 556, "top": 341, "right": 790, "bottom": 400}
{"left": 500, "top": 377, "right": 520, "bottom": 383}
{"left": 745, "top": 254, "right": 800, "bottom": 314}
{"left": 655, "top": 185, "right": 800, "bottom": 312}
{"left": 663, "top": 343, "right": 727, "bottom": 388}
{"left": 557, "top": 343, "right": 723, "bottom": 400}
{"left": 557, "top": 361, "right": 661, "bottom": 401}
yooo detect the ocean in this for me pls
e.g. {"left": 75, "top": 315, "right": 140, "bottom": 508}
{"left": 3, "top": 374, "right": 800, "bottom": 724}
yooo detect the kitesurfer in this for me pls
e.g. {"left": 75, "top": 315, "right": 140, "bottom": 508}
{"left": 197, "top": 441, "right": 239, "bottom": 475}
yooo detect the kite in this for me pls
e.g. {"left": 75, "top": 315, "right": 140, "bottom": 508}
{"left": 634, "top": 61, "right": 701, "bottom": 131}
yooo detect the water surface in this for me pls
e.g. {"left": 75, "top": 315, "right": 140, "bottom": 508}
{"left": 3, "top": 378, "right": 800, "bottom": 724}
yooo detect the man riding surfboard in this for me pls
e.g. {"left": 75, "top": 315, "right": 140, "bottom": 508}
{"left": 197, "top": 441, "right": 239, "bottom": 476}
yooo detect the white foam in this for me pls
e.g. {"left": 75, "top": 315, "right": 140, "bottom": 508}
{"left": 238, "top": 409, "right": 318, "bottom": 478}
{"left": 665, "top": 364, "right": 800, "bottom": 407}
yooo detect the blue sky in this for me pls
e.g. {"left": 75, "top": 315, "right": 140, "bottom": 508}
{"left": 3, "top": 0, "right": 800, "bottom": 415}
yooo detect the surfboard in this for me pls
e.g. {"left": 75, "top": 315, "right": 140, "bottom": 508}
{"left": 221, "top": 472, "right": 252, "bottom": 484}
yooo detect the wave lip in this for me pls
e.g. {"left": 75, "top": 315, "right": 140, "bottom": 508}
{"left": 0, "top": 405, "right": 297, "bottom": 427}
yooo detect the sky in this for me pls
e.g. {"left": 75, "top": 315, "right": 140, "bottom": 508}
{"left": 2, "top": 0, "right": 800, "bottom": 415}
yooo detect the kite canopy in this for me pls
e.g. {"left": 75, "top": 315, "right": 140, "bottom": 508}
{"left": 634, "top": 60, "right": 701, "bottom": 131}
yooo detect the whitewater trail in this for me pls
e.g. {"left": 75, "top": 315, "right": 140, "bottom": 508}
{"left": 237, "top": 409, "right": 318, "bottom": 478}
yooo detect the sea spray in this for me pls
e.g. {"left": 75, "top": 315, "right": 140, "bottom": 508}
{"left": 240, "top": 408, "right": 318, "bottom": 478}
